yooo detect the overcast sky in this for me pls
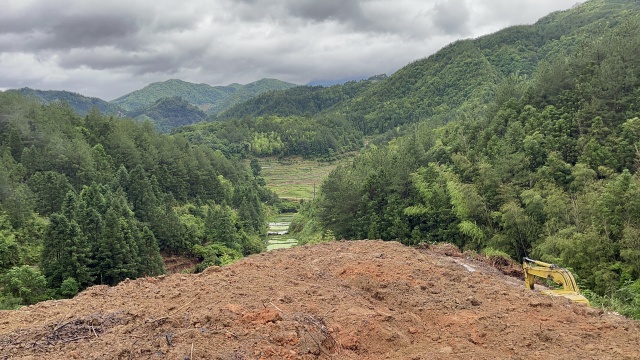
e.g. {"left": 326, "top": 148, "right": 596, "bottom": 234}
{"left": 0, "top": 0, "right": 576, "bottom": 100}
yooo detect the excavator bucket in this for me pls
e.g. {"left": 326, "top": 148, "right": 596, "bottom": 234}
{"left": 523, "top": 257, "right": 590, "bottom": 306}
{"left": 541, "top": 289, "right": 590, "bottom": 305}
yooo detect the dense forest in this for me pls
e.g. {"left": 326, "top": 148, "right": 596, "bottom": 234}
{"left": 129, "top": 96, "right": 207, "bottom": 133}
{"left": 0, "top": 94, "right": 275, "bottom": 308}
{"left": 174, "top": 114, "right": 363, "bottom": 159}
{"left": 293, "top": 12, "right": 640, "bottom": 318}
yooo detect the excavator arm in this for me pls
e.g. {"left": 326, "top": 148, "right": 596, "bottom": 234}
{"left": 522, "top": 257, "right": 589, "bottom": 305}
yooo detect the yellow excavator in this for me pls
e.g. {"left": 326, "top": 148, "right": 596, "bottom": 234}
{"left": 523, "top": 257, "right": 590, "bottom": 305}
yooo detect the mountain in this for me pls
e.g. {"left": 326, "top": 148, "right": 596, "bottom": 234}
{"left": 331, "top": 0, "right": 640, "bottom": 134}
{"left": 213, "top": 0, "right": 640, "bottom": 137}
{"left": 129, "top": 96, "right": 207, "bottom": 133}
{"left": 110, "top": 78, "right": 298, "bottom": 115}
{"left": 5, "top": 88, "right": 124, "bottom": 116}
{"left": 181, "top": 0, "right": 640, "bottom": 160}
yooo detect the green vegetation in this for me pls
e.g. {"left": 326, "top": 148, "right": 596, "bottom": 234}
{"left": 174, "top": 116, "right": 362, "bottom": 160}
{"left": 111, "top": 78, "right": 297, "bottom": 115}
{"left": 6, "top": 88, "right": 124, "bottom": 116}
{"left": 0, "top": 93, "right": 272, "bottom": 308}
{"left": 110, "top": 78, "right": 298, "bottom": 132}
{"left": 129, "top": 97, "right": 207, "bottom": 133}
{"left": 215, "top": 80, "right": 375, "bottom": 120}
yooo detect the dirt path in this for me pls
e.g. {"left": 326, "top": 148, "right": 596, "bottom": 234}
{"left": 1, "top": 240, "right": 639, "bottom": 359}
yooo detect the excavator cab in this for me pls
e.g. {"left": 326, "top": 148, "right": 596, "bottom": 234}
{"left": 522, "top": 257, "right": 590, "bottom": 305}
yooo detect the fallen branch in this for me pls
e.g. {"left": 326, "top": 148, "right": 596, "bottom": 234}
{"left": 60, "top": 336, "right": 90, "bottom": 343}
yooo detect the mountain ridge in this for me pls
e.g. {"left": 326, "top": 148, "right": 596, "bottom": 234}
{"left": 110, "top": 78, "right": 298, "bottom": 114}
{"left": 4, "top": 88, "right": 125, "bottom": 116}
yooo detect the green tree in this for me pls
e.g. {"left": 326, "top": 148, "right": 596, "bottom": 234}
{"left": 0, "top": 214, "right": 20, "bottom": 271}
{"left": 139, "top": 226, "right": 165, "bottom": 276}
{"left": 41, "top": 212, "right": 92, "bottom": 289}
{"left": 0, "top": 265, "right": 49, "bottom": 306}
{"left": 205, "top": 204, "right": 239, "bottom": 251}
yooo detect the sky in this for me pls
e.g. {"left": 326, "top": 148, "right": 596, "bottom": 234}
{"left": 0, "top": 0, "right": 577, "bottom": 100}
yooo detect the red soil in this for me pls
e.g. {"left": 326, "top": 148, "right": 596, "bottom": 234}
{"left": 1, "top": 240, "right": 638, "bottom": 359}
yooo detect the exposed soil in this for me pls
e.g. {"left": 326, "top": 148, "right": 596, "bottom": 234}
{"left": 163, "top": 256, "right": 199, "bottom": 275}
{"left": 1, "top": 240, "right": 639, "bottom": 359}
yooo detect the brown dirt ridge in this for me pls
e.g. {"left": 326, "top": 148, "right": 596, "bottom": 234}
{"left": 1, "top": 240, "right": 639, "bottom": 359}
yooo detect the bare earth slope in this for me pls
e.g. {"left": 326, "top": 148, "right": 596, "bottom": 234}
{"left": 1, "top": 241, "right": 639, "bottom": 359}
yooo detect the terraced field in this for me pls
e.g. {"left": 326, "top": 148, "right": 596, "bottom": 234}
{"left": 266, "top": 214, "right": 297, "bottom": 251}
{"left": 258, "top": 155, "right": 355, "bottom": 200}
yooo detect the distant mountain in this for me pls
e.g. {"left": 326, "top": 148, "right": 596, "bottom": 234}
{"left": 216, "top": 79, "right": 376, "bottom": 120}
{"left": 5, "top": 88, "right": 124, "bottom": 116}
{"left": 129, "top": 96, "right": 207, "bottom": 133}
{"left": 111, "top": 78, "right": 298, "bottom": 115}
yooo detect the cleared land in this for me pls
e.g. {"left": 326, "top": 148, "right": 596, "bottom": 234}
{"left": 1, "top": 241, "right": 639, "bottom": 359}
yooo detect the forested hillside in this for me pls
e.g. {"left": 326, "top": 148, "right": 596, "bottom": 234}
{"left": 179, "top": 0, "right": 640, "bottom": 162}
{"left": 111, "top": 78, "right": 297, "bottom": 115}
{"left": 174, "top": 79, "right": 375, "bottom": 159}
{"left": 215, "top": 77, "right": 377, "bottom": 120}
{"left": 294, "top": 9, "right": 640, "bottom": 318}
{"left": 0, "top": 93, "right": 274, "bottom": 308}
{"left": 330, "top": 0, "right": 640, "bottom": 135}
{"left": 5, "top": 88, "right": 124, "bottom": 116}
{"left": 129, "top": 97, "right": 207, "bottom": 133}
{"left": 174, "top": 114, "right": 363, "bottom": 159}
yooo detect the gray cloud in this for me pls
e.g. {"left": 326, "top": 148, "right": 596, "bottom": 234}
{"left": 432, "top": 0, "right": 471, "bottom": 35}
{"left": 0, "top": 0, "right": 576, "bottom": 100}
{"left": 290, "top": 0, "right": 364, "bottom": 23}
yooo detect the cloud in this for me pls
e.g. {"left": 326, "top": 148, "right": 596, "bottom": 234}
{"left": 0, "top": 0, "right": 576, "bottom": 100}
{"left": 432, "top": 0, "right": 471, "bottom": 35}
{"left": 290, "top": 0, "right": 363, "bottom": 23}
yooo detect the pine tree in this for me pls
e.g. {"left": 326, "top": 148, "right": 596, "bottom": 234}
{"left": 139, "top": 226, "right": 165, "bottom": 276}
{"left": 128, "top": 165, "right": 159, "bottom": 223}
{"left": 205, "top": 204, "right": 239, "bottom": 251}
{"left": 41, "top": 213, "right": 92, "bottom": 289}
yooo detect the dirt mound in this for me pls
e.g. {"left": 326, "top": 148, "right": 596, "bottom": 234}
{"left": 1, "top": 240, "right": 639, "bottom": 359}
